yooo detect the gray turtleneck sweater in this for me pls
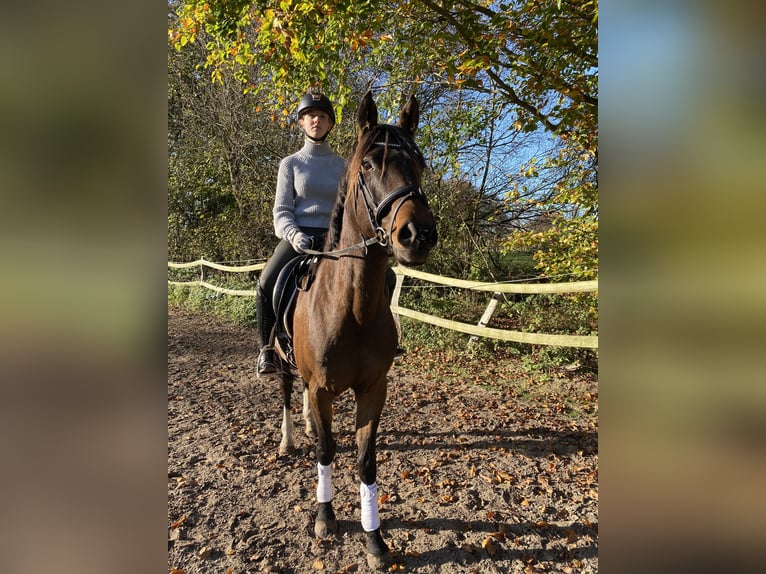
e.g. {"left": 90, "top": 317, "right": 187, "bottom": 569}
{"left": 273, "top": 139, "right": 346, "bottom": 240}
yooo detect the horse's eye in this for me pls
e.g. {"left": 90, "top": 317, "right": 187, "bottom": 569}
{"left": 362, "top": 159, "right": 374, "bottom": 171}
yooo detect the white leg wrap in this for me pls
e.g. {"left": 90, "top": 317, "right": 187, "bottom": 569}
{"left": 316, "top": 463, "right": 333, "bottom": 503}
{"left": 359, "top": 482, "right": 380, "bottom": 532}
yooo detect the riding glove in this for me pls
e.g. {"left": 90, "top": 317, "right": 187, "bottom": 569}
{"left": 286, "top": 228, "right": 313, "bottom": 254}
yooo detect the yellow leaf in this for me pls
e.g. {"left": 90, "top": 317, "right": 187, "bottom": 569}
{"left": 481, "top": 536, "right": 497, "bottom": 556}
{"left": 313, "top": 558, "right": 324, "bottom": 570}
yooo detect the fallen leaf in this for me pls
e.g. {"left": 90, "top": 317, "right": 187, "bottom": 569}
{"left": 404, "top": 549, "right": 421, "bottom": 557}
{"left": 198, "top": 546, "right": 212, "bottom": 559}
{"left": 169, "top": 569, "right": 185, "bottom": 574}
{"left": 312, "top": 558, "right": 324, "bottom": 570}
{"left": 170, "top": 515, "right": 187, "bottom": 529}
{"left": 496, "top": 470, "right": 514, "bottom": 483}
{"left": 521, "top": 553, "right": 534, "bottom": 564}
{"left": 564, "top": 528, "right": 579, "bottom": 544}
{"left": 481, "top": 536, "right": 497, "bottom": 556}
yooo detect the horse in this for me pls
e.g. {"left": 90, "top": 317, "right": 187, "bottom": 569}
{"left": 273, "top": 91, "right": 437, "bottom": 569}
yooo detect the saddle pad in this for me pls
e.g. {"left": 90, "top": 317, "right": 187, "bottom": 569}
{"left": 272, "top": 255, "right": 316, "bottom": 340}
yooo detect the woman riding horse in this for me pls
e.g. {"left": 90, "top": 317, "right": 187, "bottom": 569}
{"left": 277, "top": 91, "right": 437, "bottom": 569}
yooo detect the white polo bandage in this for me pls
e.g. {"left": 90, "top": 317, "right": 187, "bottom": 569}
{"left": 316, "top": 463, "right": 333, "bottom": 503}
{"left": 359, "top": 482, "right": 380, "bottom": 531}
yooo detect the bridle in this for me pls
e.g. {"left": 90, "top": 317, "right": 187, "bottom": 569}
{"left": 304, "top": 137, "right": 431, "bottom": 259}
{"left": 356, "top": 172, "right": 427, "bottom": 249}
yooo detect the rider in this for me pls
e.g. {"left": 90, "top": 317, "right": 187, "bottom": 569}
{"left": 256, "top": 93, "right": 346, "bottom": 376}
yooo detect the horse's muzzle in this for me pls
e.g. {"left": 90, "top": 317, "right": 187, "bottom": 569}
{"left": 395, "top": 221, "right": 438, "bottom": 264}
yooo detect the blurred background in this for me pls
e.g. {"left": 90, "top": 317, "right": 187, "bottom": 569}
{"left": 600, "top": 0, "right": 766, "bottom": 571}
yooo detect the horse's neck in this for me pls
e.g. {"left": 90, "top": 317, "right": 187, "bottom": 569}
{"left": 322, "top": 218, "right": 389, "bottom": 305}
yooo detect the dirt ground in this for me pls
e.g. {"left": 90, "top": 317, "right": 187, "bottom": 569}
{"left": 168, "top": 307, "right": 598, "bottom": 573}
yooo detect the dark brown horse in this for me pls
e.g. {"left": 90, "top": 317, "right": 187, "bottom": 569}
{"left": 275, "top": 91, "right": 437, "bottom": 569}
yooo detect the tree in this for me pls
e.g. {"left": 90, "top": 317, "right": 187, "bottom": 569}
{"left": 168, "top": 0, "right": 598, "bottom": 292}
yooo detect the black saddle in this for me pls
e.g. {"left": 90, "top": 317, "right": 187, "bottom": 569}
{"left": 271, "top": 255, "right": 317, "bottom": 367}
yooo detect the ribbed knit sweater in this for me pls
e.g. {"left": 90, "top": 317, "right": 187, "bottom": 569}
{"left": 273, "top": 140, "right": 346, "bottom": 239}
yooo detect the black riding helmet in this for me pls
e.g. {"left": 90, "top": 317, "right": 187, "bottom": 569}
{"left": 296, "top": 93, "right": 336, "bottom": 125}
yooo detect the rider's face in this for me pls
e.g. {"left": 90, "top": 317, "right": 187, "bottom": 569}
{"left": 299, "top": 110, "right": 332, "bottom": 139}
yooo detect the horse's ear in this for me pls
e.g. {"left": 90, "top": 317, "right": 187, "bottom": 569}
{"left": 357, "top": 91, "right": 378, "bottom": 133}
{"left": 398, "top": 95, "right": 419, "bottom": 135}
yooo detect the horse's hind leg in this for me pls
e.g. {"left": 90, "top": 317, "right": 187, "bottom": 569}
{"left": 302, "top": 384, "right": 317, "bottom": 438}
{"left": 310, "top": 386, "right": 338, "bottom": 538}
{"left": 279, "top": 371, "right": 295, "bottom": 455}
{"left": 355, "top": 384, "right": 392, "bottom": 570}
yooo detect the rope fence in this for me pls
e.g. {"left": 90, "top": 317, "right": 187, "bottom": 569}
{"left": 168, "top": 257, "right": 598, "bottom": 349}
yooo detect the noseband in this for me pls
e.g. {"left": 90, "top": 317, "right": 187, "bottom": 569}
{"left": 356, "top": 141, "right": 430, "bottom": 248}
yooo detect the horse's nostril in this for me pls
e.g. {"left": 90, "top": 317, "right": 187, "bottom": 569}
{"left": 397, "top": 222, "right": 437, "bottom": 250}
{"left": 422, "top": 225, "right": 437, "bottom": 246}
{"left": 397, "top": 222, "right": 416, "bottom": 246}
{"left": 416, "top": 224, "right": 437, "bottom": 248}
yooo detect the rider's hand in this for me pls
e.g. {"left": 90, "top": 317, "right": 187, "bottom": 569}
{"left": 289, "top": 231, "right": 312, "bottom": 254}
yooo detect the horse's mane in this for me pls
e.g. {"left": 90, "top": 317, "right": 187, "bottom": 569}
{"left": 325, "top": 123, "right": 423, "bottom": 251}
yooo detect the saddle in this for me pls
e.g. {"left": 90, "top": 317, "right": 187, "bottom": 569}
{"left": 271, "top": 255, "right": 318, "bottom": 369}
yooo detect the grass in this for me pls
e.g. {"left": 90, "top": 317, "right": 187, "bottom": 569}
{"left": 168, "top": 277, "right": 598, "bottom": 376}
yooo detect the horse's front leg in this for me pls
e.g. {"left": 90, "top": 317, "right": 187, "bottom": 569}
{"left": 355, "top": 384, "right": 392, "bottom": 570}
{"left": 310, "top": 386, "right": 338, "bottom": 538}
{"left": 279, "top": 371, "right": 294, "bottom": 455}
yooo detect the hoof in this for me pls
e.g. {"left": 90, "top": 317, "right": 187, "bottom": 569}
{"left": 366, "top": 552, "right": 393, "bottom": 571}
{"left": 278, "top": 442, "right": 294, "bottom": 455}
{"left": 314, "top": 503, "right": 338, "bottom": 539}
{"left": 365, "top": 529, "right": 392, "bottom": 571}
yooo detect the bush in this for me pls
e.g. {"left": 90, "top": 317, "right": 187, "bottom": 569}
{"left": 167, "top": 273, "right": 259, "bottom": 327}
{"left": 168, "top": 269, "right": 598, "bottom": 374}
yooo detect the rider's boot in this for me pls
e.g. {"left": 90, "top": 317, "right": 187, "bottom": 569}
{"left": 256, "top": 284, "right": 277, "bottom": 376}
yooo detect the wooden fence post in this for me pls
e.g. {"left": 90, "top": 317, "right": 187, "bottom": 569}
{"left": 468, "top": 291, "right": 502, "bottom": 349}
{"left": 390, "top": 272, "right": 404, "bottom": 342}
